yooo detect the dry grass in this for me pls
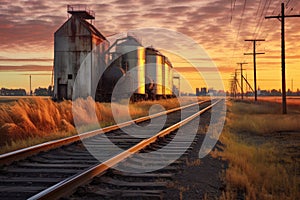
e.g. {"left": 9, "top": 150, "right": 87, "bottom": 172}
{"left": 230, "top": 113, "right": 300, "bottom": 135}
{"left": 228, "top": 100, "right": 300, "bottom": 135}
{"left": 257, "top": 96, "right": 300, "bottom": 106}
{"left": 214, "top": 100, "right": 300, "bottom": 200}
{"left": 0, "top": 97, "right": 193, "bottom": 154}
{"left": 0, "top": 98, "right": 74, "bottom": 147}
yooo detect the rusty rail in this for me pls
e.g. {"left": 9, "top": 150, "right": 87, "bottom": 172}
{"left": 28, "top": 99, "right": 221, "bottom": 200}
{"left": 0, "top": 100, "right": 210, "bottom": 165}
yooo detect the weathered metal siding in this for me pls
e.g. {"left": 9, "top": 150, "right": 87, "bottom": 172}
{"left": 169, "top": 66, "right": 174, "bottom": 95}
{"left": 163, "top": 60, "right": 167, "bottom": 95}
{"left": 125, "top": 47, "right": 145, "bottom": 94}
{"left": 91, "top": 36, "right": 109, "bottom": 97}
{"left": 163, "top": 60, "right": 173, "bottom": 95}
{"left": 157, "top": 55, "right": 163, "bottom": 95}
{"left": 145, "top": 53, "right": 163, "bottom": 95}
{"left": 54, "top": 15, "right": 108, "bottom": 100}
{"left": 115, "top": 38, "right": 145, "bottom": 95}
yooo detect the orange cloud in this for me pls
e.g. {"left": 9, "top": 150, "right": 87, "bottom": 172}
{"left": 0, "top": 65, "right": 53, "bottom": 71}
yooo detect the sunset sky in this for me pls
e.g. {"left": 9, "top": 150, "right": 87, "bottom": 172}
{"left": 0, "top": 0, "right": 300, "bottom": 93}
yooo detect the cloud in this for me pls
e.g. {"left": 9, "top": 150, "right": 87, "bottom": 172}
{"left": 175, "top": 66, "right": 233, "bottom": 73}
{"left": 0, "top": 65, "right": 53, "bottom": 71}
{"left": 0, "top": 58, "right": 53, "bottom": 62}
{"left": 262, "top": 55, "right": 300, "bottom": 59}
{"left": 0, "top": 0, "right": 300, "bottom": 90}
{"left": 167, "top": 6, "right": 191, "bottom": 13}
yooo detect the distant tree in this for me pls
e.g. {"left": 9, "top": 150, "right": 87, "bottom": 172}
{"left": 48, "top": 85, "right": 53, "bottom": 96}
{"left": 34, "top": 87, "right": 49, "bottom": 96}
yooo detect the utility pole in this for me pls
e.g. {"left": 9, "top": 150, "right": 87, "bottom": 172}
{"left": 245, "top": 73, "right": 248, "bottom": 95}
{"left": 29, "top": 74, "right": 32, "bottom": 96}
{"left": 230, "top": 73, "right": 237, "bottom": 98}
{"left": 230, "top": 73, "right": 238, "bottom": 98}
{"left": 234, "top": 69, "right": 242, "bottom": 97}
{"left": 233, "top": 73, "right": 238, "bottom": 98}
{"left": 265, "top": 3, "right": 300, "bottom": 114}
{"left": 244, "top": 39, "right": 265, "bottom": 101}
{"left": 237, "top": 62, "right": 248, "bottom": 99}
{"left": 230, "top": 78, "right": 235, "bottom": 98}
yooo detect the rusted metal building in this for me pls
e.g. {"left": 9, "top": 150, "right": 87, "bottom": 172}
{"left": 53, "top": 5, "right": 109, "bottom": 100}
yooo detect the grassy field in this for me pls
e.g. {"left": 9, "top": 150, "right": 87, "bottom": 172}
{"left": 213, "top": 100, "right": 300, "bottom": 200}
{"left": 0, "top": 96, "right": 50, "bottom": 104}
{"left": 0, "top": 96, "right": 200, "bottom": 154}
{"left": 244, "top": 96, "right": 300, "bottom": 111}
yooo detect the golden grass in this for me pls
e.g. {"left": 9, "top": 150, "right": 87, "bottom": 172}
{"left": 228, "top": 100, "right": 300, "bottom": 135}
{"left": 257, "top": 96, "right": 300, "bottom": 106}
{"left": 231, "top": 114, "right": 300, "bottom": 135}
{"left": 0, "top": 97, "right": 194, "bottom": 154}
{"left": 0, "top": 98, "right": 75, "bottom": 153}
{"left": 213, "top": 101, "right": 300, "bottom": 200}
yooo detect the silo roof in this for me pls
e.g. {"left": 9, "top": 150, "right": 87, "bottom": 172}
{"left": 54, "top": 15, "right": 107, "bottom": 41}
{"left": 77, "top": 16, "right": 106, "bottom": 40}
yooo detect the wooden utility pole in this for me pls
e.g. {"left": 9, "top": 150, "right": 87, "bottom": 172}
{"left": 265, "top": 2, "right": 300, "bottom": 114}
{"left": 230, "top": 78, "right": 236, "bottom": 98}
{"left": 234, "top": 69, "right": 242, "bottom": 97}
{"left": 237, "top": 62, "right": 248, "bottom": 99}
{"left": 244, "top": 39, "right": 265, "bottom": 101}
{"left": 29, "top": 74, "right": 32, "bottom": 96}
{"left": 231, "top": 73, "right": 238, "bottom": 98}
{"left": 245, "top": 73, "right": 248, "bottom": 94}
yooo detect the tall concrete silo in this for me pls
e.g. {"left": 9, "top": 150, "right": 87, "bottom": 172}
{"left": 53, "top": 5, "right": 109, "bottom": 100}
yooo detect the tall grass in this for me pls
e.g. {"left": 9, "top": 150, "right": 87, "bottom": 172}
{"left": 0, "top": 98, "right": 74, "bottom": 146}
{"left": 213, "top": 101, "right": 300, "bottom": 200}
{"left": 228, "top": 100, "right": 300, "bottom": 135}
{"left": 0, "top": 97, "right": 187, "bottom": 154}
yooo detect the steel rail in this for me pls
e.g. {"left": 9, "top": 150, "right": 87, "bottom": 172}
{"left": 0, "top": 100, "right": 210, "bottom": 165}
{"left": 28, "top": 99, "right": 222, "bottom": 200}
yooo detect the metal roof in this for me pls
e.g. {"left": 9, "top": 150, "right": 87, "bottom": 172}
{"left": 77, "top": 16, "right": 106, "bottom": 40}
{"left": 67, "top": 5, "right": 95, "bottom": 19}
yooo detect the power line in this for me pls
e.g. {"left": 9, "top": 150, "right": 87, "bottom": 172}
{"left": 253, "top": 0, "right": 273, "bottom": 39}
{"left": 286, "top": 0, "right": 292, "bottom": 7}
{"left": 244, "top": 39, "right": 265, "bottom": 101}
{"left": 236, "top": 0, "right": 247, "bottom": 42}
{"left": 265, "top": 2, "right": 300, "bottom": 114}
{"left": 230, "top": 0, "right": 248, "bottom": 69}
{"left": 256, "top": 0, "right": 264, "bottom": 16}
{"left": 252, "top": 0, "right": 268, "bottom": 37}
{"left": 237, "top": 62, "right": 248, "bottom": 99}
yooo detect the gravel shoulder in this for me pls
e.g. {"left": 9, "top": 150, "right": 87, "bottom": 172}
{"left": 163, "top": 111, "right": 226, "bottom": 200}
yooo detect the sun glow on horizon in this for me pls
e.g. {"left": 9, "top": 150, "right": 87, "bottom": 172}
{"left": 1, "top": 0, "right": 300, "bottom": 93}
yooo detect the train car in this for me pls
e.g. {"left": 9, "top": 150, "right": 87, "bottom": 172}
{"left": 145, "top": 47, "right": 163, "bottom": 98}
{"left": 96, "top": 36, "right": 147, "bottom": 102}
{"left": 96, "top": 36, "right": 174, "bottom": 102}
{"left": 164, "top": 57, "right": 174, "bottom": 98}
{"left": 145, "top": 47, "right": 174, "bottom": 100}
{"left": 96, "top": 58, "right": 125, "bottom": 102}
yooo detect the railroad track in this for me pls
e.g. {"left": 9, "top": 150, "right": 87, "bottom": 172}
{"left": 0, "top": 99, "right": 222, "bottom": 200}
